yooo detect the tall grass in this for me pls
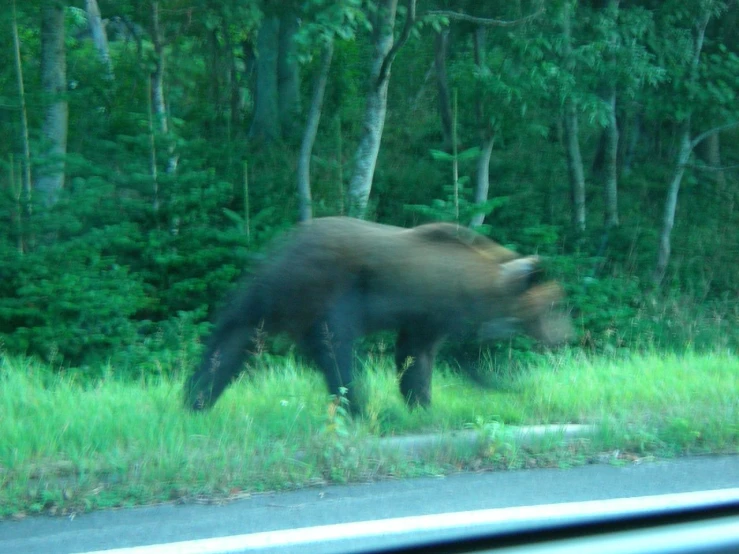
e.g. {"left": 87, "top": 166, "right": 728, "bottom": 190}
{"left": 1, "top": 349, "right": 737, "bottom": 517}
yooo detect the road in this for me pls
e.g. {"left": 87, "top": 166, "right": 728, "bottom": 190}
{"left": 2, "top": 455, "right": 738, "bottom": 554}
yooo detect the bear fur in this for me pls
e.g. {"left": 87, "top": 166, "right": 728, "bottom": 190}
{"left": 184, "top": 217, "right": 570, "bottom": 414}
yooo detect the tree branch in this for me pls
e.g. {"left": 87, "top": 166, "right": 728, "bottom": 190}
{"left": 690, "top": 120, "right": 739, "bottom": 151}
{"left": 377, "top": 0, "right": 416, "bottom": 86}
{"left": 426, "top": 7, "right": 544, "bottom": 27}
{"left": 686, "top": 162, "right": 739, "bottom": 172}
{"left": 374, "top": 2, "right": 543, "bottom": 87}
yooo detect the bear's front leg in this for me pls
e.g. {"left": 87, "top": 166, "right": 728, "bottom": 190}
{"left": 301, "top": 318, "right": 362, "bottom": 415}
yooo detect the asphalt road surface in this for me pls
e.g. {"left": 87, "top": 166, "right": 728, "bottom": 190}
{"left": 2, "top": 455, "right": 738, "bottom": 554}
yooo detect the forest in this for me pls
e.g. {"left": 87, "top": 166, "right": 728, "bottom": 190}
{"left": 1, "top": 0, "right": 738, "bottom": 376}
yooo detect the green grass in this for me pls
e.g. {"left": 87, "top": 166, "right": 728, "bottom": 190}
{"left": 1, "top": 349, "right": 737, "bottom": 518}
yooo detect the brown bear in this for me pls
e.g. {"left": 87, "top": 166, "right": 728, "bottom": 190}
{"left": 184, "top": 217, "right": 571, "bottom": 414}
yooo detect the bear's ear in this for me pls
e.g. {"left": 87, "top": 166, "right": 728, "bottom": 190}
{"left": 499, "top": 256, "right": 541, "bottom": 294}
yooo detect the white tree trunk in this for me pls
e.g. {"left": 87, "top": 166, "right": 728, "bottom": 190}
{"left": 561, "top": 1, "right": 586, "bottom": 233}
{"left": 653, "top": 118, "right": 739, "bottom": 284}
{"left": 654, "top": 128, "right": 691, "bottom": 284}
{"left": 85, "top": 0, "right": 113, "bottom": 80}
{"left": 347, "top": 0, "right": 399, "bottom": 218}
{"left": 150, "top": 1, "right": 177, "bottom": 175}
{"left": 151, "top": 2, "right": 167, "bottom": 135}
{"left": 470, "top": 133, "right": 495, "bottom": 228}
{"left": 653, "top": 7, "right": 712, "bottom": 284}
{"left": 147, "top": 75, "right": 160, "bottom": 214}
{"left": 563, "top": 99, "right": 586, "bottom": 232}
{"left": 35, "top": 1, "right": 68, "bottom": 208}
{"left": 297, "top": 41, "right": 334, "bottom": 222}
{"left": 470, "top": 25, "right": 495, "bottom": 228}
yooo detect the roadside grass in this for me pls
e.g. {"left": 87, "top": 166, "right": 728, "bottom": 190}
{"left": 1, "top": 349, "right": 737, "bottom": 518}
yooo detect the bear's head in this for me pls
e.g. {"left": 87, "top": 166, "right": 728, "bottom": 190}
{"left": 478, "top": 255, "right": 572, "bottom": 346}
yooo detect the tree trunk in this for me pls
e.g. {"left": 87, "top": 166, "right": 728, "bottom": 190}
{"left": 603, "top": 87, "right": 619, "bottom": 229}
{"left": 563, "top": 100, "right": 586, "bottom": 233}
{"left": 226, "top": 30, "right": 242, "bottom": 135}
{"left": 434, "top": 29, "right": 453, "bottom": 149}
{"left": 348, "top": 0, "right": 405, "bottom": 218}
{"left": 297, "top": 42, "right": 334, "bottom": 222}
{"left": 150, "top": 1, "right": 177, "bottom": 175}
{"left": 470, "top": 133, "right": 495, "bottom": 227}
{"left": 470, "top": 26, "right": 495, "bottom": 228}
{"left": 11, "top": 0, "right": 32, "bottom": 209}
{"left": 278, "top": 12, "right": 301, "bottom": 141}
{"left": 249, "top": 16, "right": 280, "bottom": 143}
{"left": 207, "top": 29, "right": 222, "bottom": 129}
{"left": 598, "top": 0, "right": 620, "bottom": 229}
{"left": 85, "top": 0, "right": 113, "bottom": 80}
{"left": 654, "top": 127, "right": 691, "bottom": 284}
{"left": 336, "top": 116, "right": 345, "bottom": 215}
{"left": 561, "top": 1, "right": 586, "bottom": 233}
{"left": 36, "top": 0, "right": 68, "bottom": 208}
{"left": 473, "top": 26, "right": 486, "bottom": 136}
{"left": 703, "top": 133, "right": 726, "bottom": 191}
{"left": 621, "top": 110, "right": 641, "bottom": 176}
{"left": 654, "top": 119, "right": 739, "bottom": 284}
{"left": 151, "top": 3, "right": 166, "bottom": 135}
{"left": 653, "top": 7, "right": 711, "bottom": 285}
{"left": 147, "top": 74, "right": 160, "bottom": 215}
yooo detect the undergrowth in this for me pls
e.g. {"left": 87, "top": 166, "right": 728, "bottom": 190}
{"left": 1, "top": 348, "right": 736, "bottom": 518}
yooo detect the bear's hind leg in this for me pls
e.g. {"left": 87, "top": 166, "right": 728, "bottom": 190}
{"left": 395, "top": 329, "right": 442, "bottom": 409}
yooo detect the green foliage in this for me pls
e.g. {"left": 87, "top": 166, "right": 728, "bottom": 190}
{"left": 314, "top": 390, "right": 366, "bottom": 482}
{"left": 112, "top": 309, "right": 211, "bottom": 379}
{"left": 405, "top": 146, "right": 508, "bottom": 225}
{"left": 296, "top": 0, "right": 370, "bottom": 60}
{"left": 558, "top": 256, "right": 642, "bottom": 351}
{"left": 0, "top": 235, "right": 146, "bottom": 367}
{"left": 0, "top": 122, "right": 258, "bottom": 370}
{"left": 405, "top": 181, "right": 508, "bottom": 227}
